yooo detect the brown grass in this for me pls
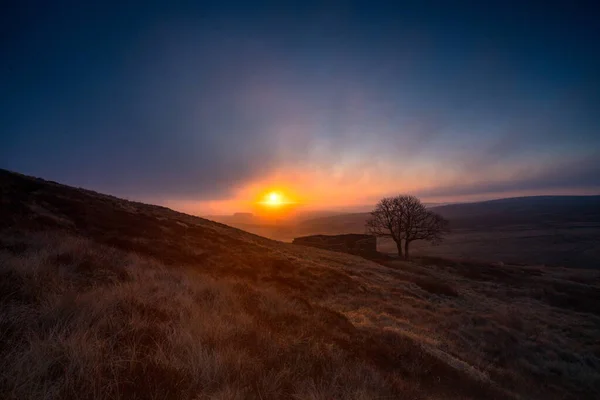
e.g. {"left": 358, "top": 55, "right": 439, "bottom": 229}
{"left": 0, "top": 233, "right": 503, "bottom": 400}
{"left": 0, "top": 235, "right": 382, "bottom": 399}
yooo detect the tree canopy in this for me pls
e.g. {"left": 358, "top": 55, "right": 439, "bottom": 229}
{"left": 366, "top": 195, "right": 448, "bottom": 259}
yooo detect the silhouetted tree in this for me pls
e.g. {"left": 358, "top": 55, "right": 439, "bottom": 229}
{"left": 366, "top": 195, "right": 448, "bottom": 259}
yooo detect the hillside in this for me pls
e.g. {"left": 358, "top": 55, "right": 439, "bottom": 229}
{"left": 1, "top": 169, "right": 600, "bottom": 399}
{"left": 432, "top": 196, "right": 600, "bottom": 229}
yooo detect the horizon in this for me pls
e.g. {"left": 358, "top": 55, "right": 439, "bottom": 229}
{"left": 188, "top": 190, "right": 600, "bottom": 217}
{"left": 6, "top": 166, "right": 600, "bottom": 219}
{"left": 2, "top": 2, "right": 599, "bottom": 215}
{"left": 201, "top": 192, "right": 600, "bottom": 219}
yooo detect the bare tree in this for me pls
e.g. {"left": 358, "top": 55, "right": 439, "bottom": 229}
{"left": 365, "top": 197, "right": 406, "bottom": 257}
{"left": 366, "top": 195, "right": 448, "bottom": 259}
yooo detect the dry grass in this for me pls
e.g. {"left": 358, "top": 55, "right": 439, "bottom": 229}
{"left": 363, "top": 258, "right": 600, "bottom": 399}
{"left": 1, "top": 233, "right": 501, "bottom": 400}
{"left": 0, "top": 234, "right": 394, "bottom": 399}
{"left": 1, "top": 169, "right": 600, "bottom": 399}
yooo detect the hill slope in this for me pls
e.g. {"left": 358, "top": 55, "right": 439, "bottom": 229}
{"left": 432, "top": 195, "right": 600, "bottom": 229}
{"left": 1, "top": 169, "right": 599, "bottom": 399}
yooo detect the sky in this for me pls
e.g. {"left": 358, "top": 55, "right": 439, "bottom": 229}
{"left": 2, "top": 1, "right": 600, "bottom": 215}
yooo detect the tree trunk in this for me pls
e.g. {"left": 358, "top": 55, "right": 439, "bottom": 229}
{"left": 404, "top": 240, "right": 410, "bottom": 260}
{"left": 395, "top": 240, "right": 403, "bottom": 258}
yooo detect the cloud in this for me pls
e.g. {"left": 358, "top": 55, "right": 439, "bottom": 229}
{"left": 417, "top": 153, "right": 600, "bottom": 198}
{"left": 1, "top": 4, "right": 599, "bottom": 207}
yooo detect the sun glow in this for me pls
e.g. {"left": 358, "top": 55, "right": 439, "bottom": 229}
{"left": 260, "top": 191, "right": 288, "bottom": 207}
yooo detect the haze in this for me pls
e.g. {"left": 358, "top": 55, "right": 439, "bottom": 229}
{"left": 2, "top": 2, "right": 599, "bottom": 215}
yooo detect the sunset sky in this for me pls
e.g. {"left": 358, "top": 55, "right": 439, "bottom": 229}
{"left": 2, "top": 1, "right": 599, "bottom": 215}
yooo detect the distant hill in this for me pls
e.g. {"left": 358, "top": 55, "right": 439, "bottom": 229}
{"left": 292, "top": 196, "right": 600, "bottom": 268}
{"left": 297, "top": 196, "right": 600, "bottom": 233}
{"left": 295, "top": 212, "right": 371, "bottom": 235}
{"left": 432, "top": 195, "right": 600, "bottom": 229}
{"left": 205, "top": 196, "right": 600, "bottom": 267}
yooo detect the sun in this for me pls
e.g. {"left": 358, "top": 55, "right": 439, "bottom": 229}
{"left": 267, "top": 192, "right": 281, "bottom": 204}
{"left": 261, "top": 191, "right": 284, "bottom": 207}
{"left": 257, "top": 190, "right": 297, "bottom": 208}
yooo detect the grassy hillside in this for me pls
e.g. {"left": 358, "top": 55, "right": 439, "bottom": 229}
{"left": 1, "top": 169, "right": 599, "bottom": 399}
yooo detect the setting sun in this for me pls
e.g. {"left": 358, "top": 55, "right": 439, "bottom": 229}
{"left": 261, "top": 191, "right": 286, "bottom": 207}
{"left": 268, "top": 192, "right": 281, "bottom": 204}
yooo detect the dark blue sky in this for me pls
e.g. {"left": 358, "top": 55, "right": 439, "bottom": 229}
{"left": 2, "top": 1, "right": 599, "bottom": 212}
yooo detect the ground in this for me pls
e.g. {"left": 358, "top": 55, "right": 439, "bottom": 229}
{"left": 1, "top": 169, "right": 599, "bottom": 399}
